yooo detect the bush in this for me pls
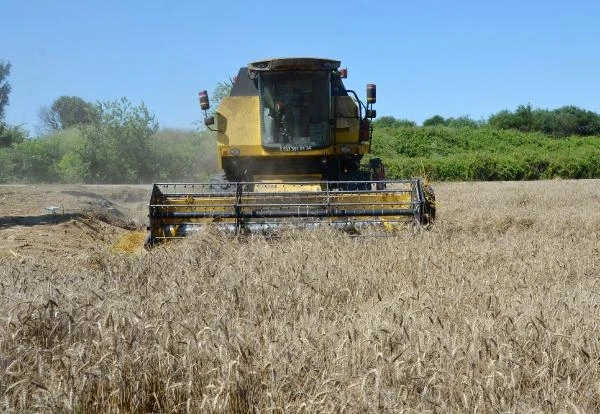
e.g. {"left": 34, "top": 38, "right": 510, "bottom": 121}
{"left": 488, "top": 104, "right": 600, "bottom": 137}
{"left": 0, "top": 121, "right": 27, "bottom": 148}
{"left": 372, "top": 124, "right": 600, "bottom": 181}
{"left": 0, "top": 125, "right": 218, "bottom": 184}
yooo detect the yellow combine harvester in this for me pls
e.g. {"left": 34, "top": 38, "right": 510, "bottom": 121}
{"left": 148, "top": 57, "right": 434, "bottom": 243}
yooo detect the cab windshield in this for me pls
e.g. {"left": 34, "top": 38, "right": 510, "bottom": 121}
{"left": 259, "top": 71, "right": 330, "bottom": 150}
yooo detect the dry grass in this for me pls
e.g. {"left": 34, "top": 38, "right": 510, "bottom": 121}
{"left": 1, "top": 180, "right": 599, "bottom": 413}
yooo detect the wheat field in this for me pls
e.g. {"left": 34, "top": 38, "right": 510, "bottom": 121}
{"left": 1, "top": 180, "right": 599, "bottom": 413}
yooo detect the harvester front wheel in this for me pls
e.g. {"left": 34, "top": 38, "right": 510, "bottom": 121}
{"left": 422, "top": 184, "right": 436, "bottom": 225}
{"left": 143, "top": 231, "right": 154, "bottom": 250}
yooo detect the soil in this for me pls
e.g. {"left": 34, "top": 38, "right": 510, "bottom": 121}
{"left": 0, "top": 184, "right": 152, "bottom": 259}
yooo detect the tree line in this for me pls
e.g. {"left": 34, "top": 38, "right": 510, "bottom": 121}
{"left": 375, "top": 104, "right": 600, "bottom": 137}
{"left": 0, "top": 60, "right": 215, "bottom": 183}
{"left": 2, "top": 58, "right": 600, "bottom": 183}
{"left": 0, "top": 96, "right": 216, "bottom": 183}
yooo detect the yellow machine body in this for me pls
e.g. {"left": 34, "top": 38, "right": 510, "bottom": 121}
{"left": 214, "top": 95, "right": 367, "bottom": 171}
{"left": 148, "top": 58, "right": 434, "bottom": 242}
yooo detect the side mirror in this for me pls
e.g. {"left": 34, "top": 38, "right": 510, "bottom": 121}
{"left": 367, "top": 84, "right": 376, "bottom": 104}
{"left": 199, "top": 90, "right": 210, "bottom": 111}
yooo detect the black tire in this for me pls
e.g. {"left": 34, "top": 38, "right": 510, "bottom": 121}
{"left": 340, "top": 170, "right": 371, "bottom": 191}
{"left": 422, "top": 184, "right": 436, "bottom": 225}
{"left": 143, "top": 231, "right": 154, "bottom": 250}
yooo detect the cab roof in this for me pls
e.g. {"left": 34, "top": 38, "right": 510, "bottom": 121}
{"left": 248, "top": 57, "right": 341, "bottom": 72}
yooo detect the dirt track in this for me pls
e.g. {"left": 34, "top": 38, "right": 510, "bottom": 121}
{"left": 0, "top": 185, "right": 151, "bottom": 259}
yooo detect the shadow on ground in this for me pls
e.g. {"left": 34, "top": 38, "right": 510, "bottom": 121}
{"left": 0, "top": 213, "right": 85, "bottom": 229}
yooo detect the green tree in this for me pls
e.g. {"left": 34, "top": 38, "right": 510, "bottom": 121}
{"left": 531, "top": 108, "right": 554, "bottom": 135}
{"left": 79, "top": 97, "right": 159, "bottom": 183}
{"left": 423, "top": 115, "right": 446, "bottom": 126}
{"left": 489, "top": 104, "right": 600, "bottom": 136}
{"left": 0, "top": 61, "right": 28, "bottom": 148}
{"left": 446, "top": 115, "right": 480, "bottom": 128}
{"left": 488, "top": 105, "right": 535, "bottom": 131}
{"left": 373, "top": 116, "right": 416, "bottom": 128}
{"left": 56, "top": 151, "right": 89, "bottom": 183}
{"left": 514, "top": 104, "right": 534, "bottom": 132}
{"left": 38, "top": 96, "right": 98, "bottom": 132}
{"left": 211, "top": 80, "right": 233, "bottom": 109}
{"left": 552, "top": 108, "right": 579, "bottom": 137}
{"left": 9, "top": 138, "right": 61, "bottom": 182}
{"left": 488, "top": 109, "right": 517, "bottom": 130}
{"left": 0, "top": 61, "right": 11, "bottom": 119}
{"left": 551, "top": 106, "right": 600, "bottom": 136}
{"left": 0, "top": 122, "right": 27, "bottom": 148}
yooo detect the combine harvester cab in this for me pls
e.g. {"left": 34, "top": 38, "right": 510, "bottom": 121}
{"left": 148, "top": 57, "right": 435, "bottom": 244}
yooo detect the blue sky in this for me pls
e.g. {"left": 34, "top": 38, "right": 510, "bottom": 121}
{"left": 3, "top": 0, "right": 600, "bottom": 135}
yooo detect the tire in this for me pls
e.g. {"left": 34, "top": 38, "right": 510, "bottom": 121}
{"left": 422, "top": 183, "right": 436, "bottom": 225}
